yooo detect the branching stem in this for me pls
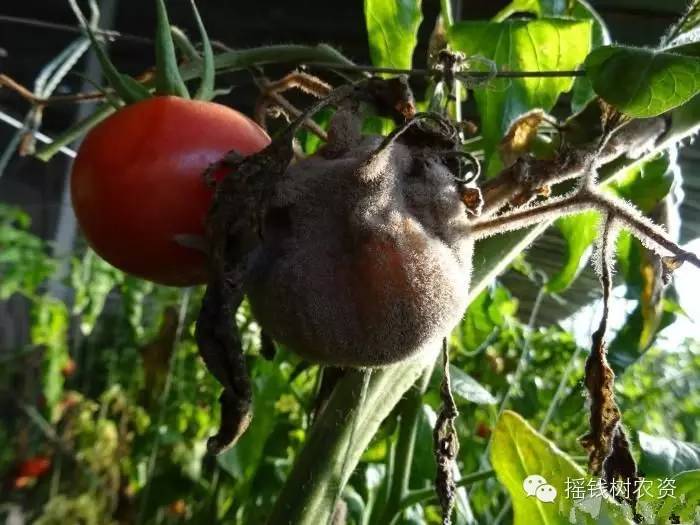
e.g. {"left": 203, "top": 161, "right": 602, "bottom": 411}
{"left": 1, "top": 74, "right": 106, "bottom": 106}
{"left": 471, "top": 189, "right": 700, "bottom": 271}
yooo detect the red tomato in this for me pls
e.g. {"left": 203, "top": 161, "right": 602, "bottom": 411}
{"left": 13, "top": 455, "right": 52, "bottom": 488}
{"left": 71, "top": 96, "right": 270, "bottom": 286}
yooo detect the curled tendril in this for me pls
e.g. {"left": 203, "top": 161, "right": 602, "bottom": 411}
{"left": 456, "top": 55, "right": 498, "bottom": 89}
{"left": 438, "top": 150, "right": 481, "bottom": 184}
{"left": 375, "top": 111, "right": 459, "bottom": 153}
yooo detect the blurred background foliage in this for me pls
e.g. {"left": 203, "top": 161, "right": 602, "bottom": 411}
{"left": 1, "top": 0, "right": 700, "bottom": 524}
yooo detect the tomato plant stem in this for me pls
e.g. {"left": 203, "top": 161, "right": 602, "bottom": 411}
{"left": 375, "top": 366, "right": 433, "bottom": 525}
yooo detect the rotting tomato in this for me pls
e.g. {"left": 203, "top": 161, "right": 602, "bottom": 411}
{"left": 71, "top": 96, "right": 270, "bottom": 286}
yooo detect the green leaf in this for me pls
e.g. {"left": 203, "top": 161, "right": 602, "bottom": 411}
{"left": 607, "top": 302, "right": 674, "bottom": 374}
{"left": 491, "top": 411, "right": 634, "bottom": 524}
{"left": 638, "top": 432, "right": 700, "bottom": 477}
{"left": 570, "top": 1, "right": 611, "bottom": 113}
{"left": 364, "top": 0, "right": 423, "bottom": 69}
{"left": 449, "top": 365, "right": 497, "bottom": 405}
{"left": 546, "top": 211, "right": 600, "bottom": 293}
{"left": 188, "top": 0, "right": 215, "bottom": 100}
{"left": 0, "top": 205, "right": 57, "bottom": 300}
{"left": 71, "top": 250, "right": 123, "bottom": 336}
{"left": 33, "top": 298, "right": 70, "bottom": 416}
{"left": 217, "top": 359, "right": 287, "bottom": 482}
{"left": 606, "top": 153, "right": 673, "bottom": 214}
{"left": 650, "top": 470, "right": 700, "bottom": 523}
{"left": 456, "top": 284, "right": 517, "bottom": 352}
{"left": 447, "top": 19, "right": 592, "bottom": 171}
{"left": 154, "top": 0, "right": 190, "bottom": 98}
{"left": 585, "top": 45, "right": 700, "bottom": 117}
{"left": 68, "top": 0, "right": 150, "bottom": 104}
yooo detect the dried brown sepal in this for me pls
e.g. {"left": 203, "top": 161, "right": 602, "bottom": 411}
{"left": 433, "top": 339, "right": 460, "bottom": 525}
{"left": 499, "top": 109, "right": 548, "bottom": 167}
{"left": 580, "top": 215, "right": 640, "bottom": 514}
{"left": 254, "top": 72, "right": 332, "bottom": 139}
{"left": 196, "top": 85, "right": 355, "bottom": 454}
{"left": 459, "top": 185, "right": 484, "bottom": 217}
{"left": 579, "top": 322, "right": 619, "bottom": 476}
{"left": 661, "top": 254, "right": 686, "bottom": 285}
{"left": 599, "top": 99, "right": 630, "bottom": 139}
{"left": 365, "top": 75, "right": 417, "bottom": 121}
{"left": 603, "top": 426, "right": 640, "bottom": 511}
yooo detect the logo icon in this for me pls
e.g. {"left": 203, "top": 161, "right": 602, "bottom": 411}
{"left": 523, "top": 474, "right": 557, "bottom": 503}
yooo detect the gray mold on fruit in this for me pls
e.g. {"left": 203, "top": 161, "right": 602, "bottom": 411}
{"left": 246, "top": 110, "right": 473, "bottom": 366}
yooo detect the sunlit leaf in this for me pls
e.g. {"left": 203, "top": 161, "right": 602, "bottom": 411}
{"left": 448, "top": 19, "right": 592, "bottom": 172}
{"left": 364, "top": 0, "right": 423, "bottom": 69}
{"left": 33, "top": 299, "right": 70, "bottom": 417}
{"left": 0, "top": 205, "right": 56, "bottom": 300}
{"left": 652, "top": 470, "right": 700, "bottom": 523}
{"left": 491, "top": 411, "right": 634, "bottom": 524}
{"left": 546, "top": 211, "right": 600, "bottom": 293}
{"left": 570, "top": 1, "right": 611, "bottom": 113}
{"left": 607, "top": 153, "right": 673, "bottom": 215}
{"left": 71, "top": 250, "right": 123, "bottom": 335}
{"left": 585, "top": 45, "right": 700, "bottom": 117}
{"left": 455, "top": 285, "right": 517, "bottom": 352}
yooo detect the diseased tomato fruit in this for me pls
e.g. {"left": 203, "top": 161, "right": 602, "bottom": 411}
{"left": 71, "top": 96, "right": 270, "bottom": 286}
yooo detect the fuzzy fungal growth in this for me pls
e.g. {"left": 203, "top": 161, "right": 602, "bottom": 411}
{"left": 245, "top": 109, "right": 475, "bottom": 366}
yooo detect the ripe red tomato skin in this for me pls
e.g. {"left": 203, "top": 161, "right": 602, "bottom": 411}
{"left": 71, "top": 96, "right": 270, "bottom": 286}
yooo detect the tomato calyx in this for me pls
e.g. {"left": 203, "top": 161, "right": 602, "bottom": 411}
{"left": 69, "top": 0, "right": 215, "bottom": 105}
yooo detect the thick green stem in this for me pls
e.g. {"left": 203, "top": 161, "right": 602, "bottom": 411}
{"left": 179, "top": 43, "right": 355, "bottom": 81}
{"left": 376, "top": 366, "right": 433, "bottom": 525}
{"left": 35, "top": 103, "right": 116, "bottom": 161}
{"left": 265, "top": 364, "right": 426, "bottom": 525}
